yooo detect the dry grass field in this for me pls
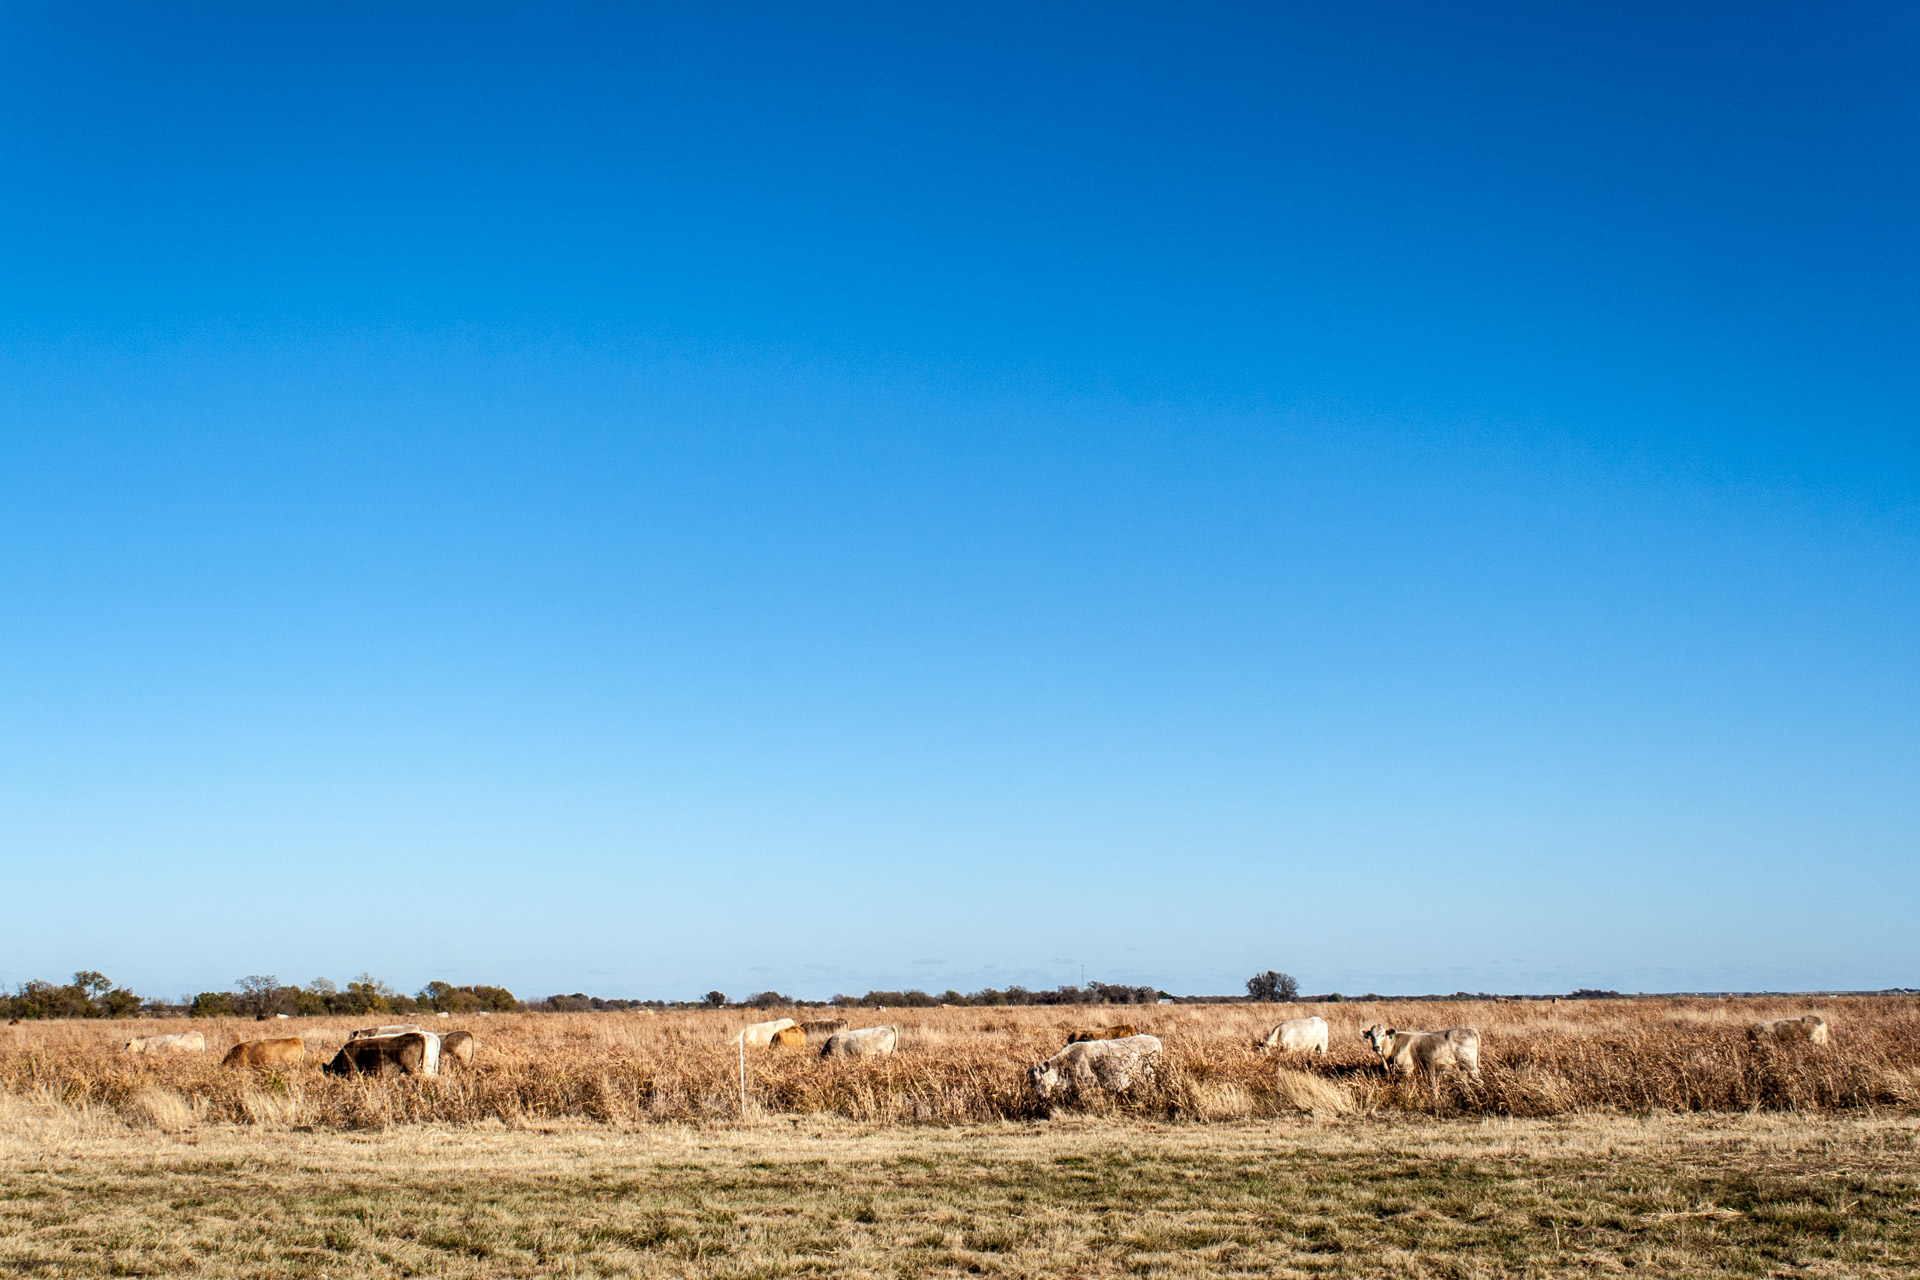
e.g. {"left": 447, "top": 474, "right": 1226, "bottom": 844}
{"left": 5, "top": 1101, "right": 1919, "bottom": 1277}
{"left": 4, "top": 997, "right": 1918, "bottom": 1128}
{"left": 6, "top": 999, "right": 1919, "bottom": 1277}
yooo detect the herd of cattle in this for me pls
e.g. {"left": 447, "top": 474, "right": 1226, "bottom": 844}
{"left": 123, "top": 1024, "right": 478, "bottom": 1076}
{"left": 112, "top": 1009, "right": 1835, "bottom": 1100}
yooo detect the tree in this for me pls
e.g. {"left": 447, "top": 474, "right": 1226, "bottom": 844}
{"left": 189, "top": 991, "right": 236, "bottom": 1017}
{"left": 234, "top": 975, "right": 287, "bottom": 1019}
{"left": 73, "top": 971, "right": 111, "bottom": 999}
{"left": 344, "top": 974, "right": 394, "bottom": 1015}
{"left": 704, "top": 991, "right": 727, "bottom": 1008}
{"left": 1246, "top": 970, "right": 1299, "bottom": 1002}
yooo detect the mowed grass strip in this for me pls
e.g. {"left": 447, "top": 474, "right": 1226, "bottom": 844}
{"left": 4, "top": 1113, "right": 1919, "bottom": 1277}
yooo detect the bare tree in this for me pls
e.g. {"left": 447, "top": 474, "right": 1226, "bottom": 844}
{"left": 235, "top": 975, "right": 286, "bottom": 1019}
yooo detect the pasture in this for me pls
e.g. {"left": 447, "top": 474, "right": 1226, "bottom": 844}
{"left": 4, "top": 997, "right": 1917, "bottom": 1128}
{"left": 5, "top": 999, "right": 1919, "bottom": 1276}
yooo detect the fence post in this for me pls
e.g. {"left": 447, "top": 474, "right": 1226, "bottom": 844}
{"left": 739, "top": 1026, "right": 747, "bottom": 1116}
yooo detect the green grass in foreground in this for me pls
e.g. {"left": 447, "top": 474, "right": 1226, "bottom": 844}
{"left": 3, "top": 1112, "right": 1918, "bottom": 1277}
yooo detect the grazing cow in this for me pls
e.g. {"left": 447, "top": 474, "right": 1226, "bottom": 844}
{"left": 125, "top": 1032, "right": 207, "bottom": 1055}
{"left": 799, "top": 1019, "right": 848, "bottom": 1040}
{"left": 1028, "top": 1034, "right": 1162, "bottom": 1103}
{"left": 325, "top": 1031, "right": 440, "bottom": 1077}
{"left": 1360, "top": 1025, "right": 1481, "bottom": 1081}
{"left": 1253, "top": 1016, "right": 1329, "bottom": 1055}
{"left": 1066, "top": 1024, "right": 1139, "bottom": 1044}
{"left": 440, "top": 1029, "right": 476, "bottom": 1064}
{"left": 735, "top": 1018, "right": 798, "bottom": 1047}
{"left": 223, "top": 1037, "right": 304, "bottom": 1068}
{"left": 769, "top": 1025, "right": 806, "bottom": 1048}
{"left": 1748, "top": 1015, "right": 1830, "bottom": 1046}
{"left": 820, "top": 1025, "right": 898, "bottom": 1058}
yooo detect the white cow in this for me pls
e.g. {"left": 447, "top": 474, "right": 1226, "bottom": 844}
{"left": 1253, "top": 1016, "right": 1329, "bottom": 1055}
{"left": 125, "top": 1032, "right": 207, "bottom": 1054}
{"left": 1028, "top": 1034, "right": 1162, "bottom": 1103}
{"left": 1748, "top": 1015, "right": 1830, "bottom": 1046}
{"left": 820, "top": 1025, "right": 898, "bottom": 1058}
{"left": 1360, "top": 1024, "right": 1482, "bottom": 1080}
{"left": 735, "top": 1018, "right": 798, "bottom": 1047}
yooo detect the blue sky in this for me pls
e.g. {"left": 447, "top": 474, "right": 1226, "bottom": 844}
{"left": 2, "top": 3, "right": 1915, "bottom": 1000}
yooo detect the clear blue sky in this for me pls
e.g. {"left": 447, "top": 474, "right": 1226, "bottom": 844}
{"left": 3, "top": 3, "right": 1915, "bottom": 1001}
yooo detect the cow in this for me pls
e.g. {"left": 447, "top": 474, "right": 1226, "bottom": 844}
{"left": 1748, "top": 1015, "right": 1830, "bottom": 1046}
{"left": 769, "top": 1025, "right": 806, "bottom": 1048}
{"left": 1360, "top": 1024, "right": 1481, "bottom": 1081}
{"left": 735, "top": 1018, "right": 798, "bottom": 1047}
{"left": 348, "top": 1024, "right": 424, "bottom": 1039}
{"left": 223, "top": 1037, "right": 304, "bottom": 1068}
{"left": 325, "top": 1030, "right": 440, "bottom": 1077}
{"left": 820, "top": 1025, "right": 898, "bottom": 1058}
{"left": 1066, "top": 1024, "right": 1139, "bottom": 1044}
{"left": 1028, "top": 1034, "right": 1162, "bottom": 1103}
{"left": 440, "top": 1029, "right": 476, "bottom": 1064}
{"left": 799, "top": 1019, "right": 848, "bottom": 1040}
{"left": 1253, "top": 1016, "right": 1329, "bottom": 1055}
{"left": 125, "top": 1032, "right": 207, "bottom": 1055}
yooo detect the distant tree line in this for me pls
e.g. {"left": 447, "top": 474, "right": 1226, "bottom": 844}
{"left": 0, "top": 972, "right": 144, "bottom": 1020}
{"left": 1, "top": 968, "right": 1680, "bottom": 1021}
{"left": 1, "top": 972, "right": 518, "bottom": 1020}
{"left": 825, "top": 982, "right": 1169, "bottom": 1008}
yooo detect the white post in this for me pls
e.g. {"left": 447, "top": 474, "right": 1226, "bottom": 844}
{"left": 739, "top": 1026, "right": 747, "bottom": 1116}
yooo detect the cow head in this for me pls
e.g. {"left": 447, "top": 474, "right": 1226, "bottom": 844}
{"left": 1028, "top": 1061, "right": 1067, "bottom": 1102}
{"left": 1360, "top": 1025, "right": 1395, "bottom": 1056}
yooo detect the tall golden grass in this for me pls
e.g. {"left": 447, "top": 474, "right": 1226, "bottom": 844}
{"left": 5, "top": 997, "right": 1916, "bottom": 1130}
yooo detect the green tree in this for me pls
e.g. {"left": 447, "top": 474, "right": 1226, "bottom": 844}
{"left": 189, "top": 991, "right": 236, "bottom": 1017}
{"left": 1246, "top": 971, "right": 1299, "bottom": 1002}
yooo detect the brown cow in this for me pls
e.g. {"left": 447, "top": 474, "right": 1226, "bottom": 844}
{"left": 223, "top": 1037, "right": 304, "bottom": 1068}
{"left": 1748, "top": 1015, "right": 1830, "bottom": 1046}
{"left": 799, "top": 1019, "right": 848, "bottom": 1040}
{"left": 769, "top": 1025, "right": 806, "bottom": 1048}
{"left": 324, "top": 1031, "right": 438, "bottom": 1077}
{"left": 440, "top": 1029, "right": 476, "bottom": 1064}
{"left": 1066, "top": 1025, "right": 1138, "bottom": 1044}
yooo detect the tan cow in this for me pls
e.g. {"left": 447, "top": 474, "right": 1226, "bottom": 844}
{"left": 1253, "top": 1016, "right": 1329, "bottom": 1055}
{"left": 223, "top": 1037, "right": 304, "bottom": 1068}
{"left": 820, "top": 1025, "right": 898, "bottom": 1058}
{"left": 440, "top": 1030, "right": 476, "bottom": 1064}
{"left": 1028, "top": 1034, "right": 1162, "bottom": 1103}
{"left": 799, "top": 1019, "right": 848, "bottom": 1040}
{"left": 1066, "top": 1024, "right": 1139, "bottom": 1044}
{"left": 325, "top": 1031, "right": 440, "bottom": 1077}
{"left": 769, "top": 1025, "right": 806, "bottom": 1048}
{"left": 1748, "top": 1015, "right": 1830, "bottom": 1046}
{"left": 125, "top": 1032, "right": 207, "bottom": 1054}
{"left": 1360, "top": 1024, "right": 1481, "bottom": 1080}
{"left": 735, "top": 1018, "right": 798, "bottom": 1047}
